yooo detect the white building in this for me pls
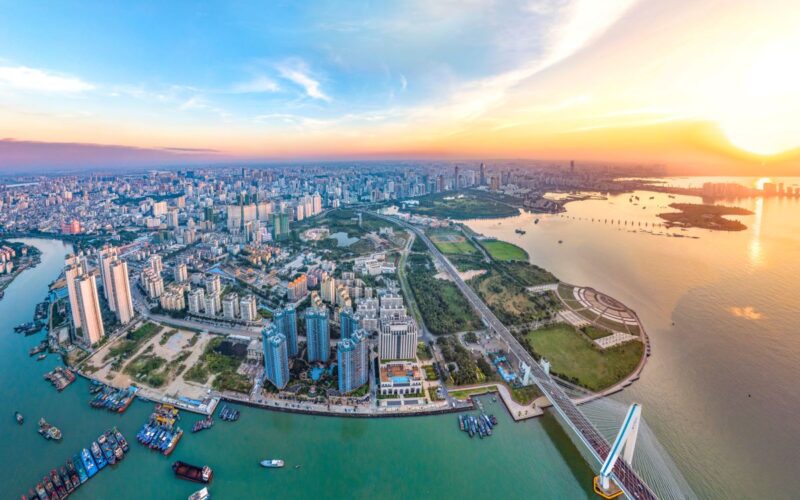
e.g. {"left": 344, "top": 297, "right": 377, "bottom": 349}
{"left": 222, "top": 292, "right": 240, "bottom": 320}
{"left": 109, "top": 260, "right": 134, "bottom": 325}
{"left": 75, "top": 274, "right": 105, "bottom": 345}
{"left": 188, "top": 288, "right": 205, "bottom": 315}
{"left": 378, "top": 315, "right": 418, "bottom": 360}
{"left": 240, "top": 295, "right": 258, "bottom": 322}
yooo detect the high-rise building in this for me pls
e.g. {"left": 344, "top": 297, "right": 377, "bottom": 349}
{"left": 273, "top": 305, "right": 298, "bottom": 356}
{"left": 97, "top": 244, "right": 118, "bottom": 311}
{"left": 204, "top": 293, "right": 221, "bottom": 316}
{"left": 339, "top": 308, "right": 360, "bottom": 340}
{"left": 141, "top": 269, "right": 164, "bottom": 299}
{"left": 222, "top": 292, "right": 240, "bottom": 320}
{"left": 204, "top": 274, "right": 221, "bottom": 296}
{"left": 188, "top": 288, "right": 205, "bottom": 315}
{"left": 64, "top": 259, "right": 84, "bottom": 329}
{"left": 173, "top": 262, "right": 188, "bottom": 283}
{"left": 262, "top": 325, "right": 290, "bottom": 390}
{"left": 305, "top": 306, "right": 330, "bottom": 363}
{"left": 379, "top": 315, "right": 418, "bottom": 360}
{"left": 337, "top": 329, "right": 369, "bottom": 394}
{"left": 240, "top": 295, "right": 258, "bottom": 322}
{"left": 271, "top": 212, "right": 290, "bottom": 241}
{"left": 74, "top": 274, "right": 105, "bottom": 345}
{"left": 147, "top": 254, "right": 163, "bottom": 275}
{"left": 109, "top": 260, "right": 134, "bottom": 325}
{"left": 479, "top": 162, "right": 486, "bottom": 186}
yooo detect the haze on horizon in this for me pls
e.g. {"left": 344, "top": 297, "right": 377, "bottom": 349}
{"left": 1, "top": 0, "right": 799, "bottom": 173}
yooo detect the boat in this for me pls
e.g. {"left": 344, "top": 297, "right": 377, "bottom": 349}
{"left": 164, "top": 428, "right": 184, "bottom": 456}
{"left": 36, "top": 353, "right": 47, "bottom": 361}
{"left": 260, "top": 459, "right": 285, "bottom": 468}
{"left": 294, "top": 465, "right": 302, "bottom": 469}
{"left": 91, "top": 441, "right": 107, "bottom": 469}
{"left": 43, "top": 477, "right": 55, "bottom": 498}
{"left": 35, "top": 483, "right": 46, "bottom": 500}
{"left": 38, "top": 418, "right": 62, "bottom": 440}
{"left": 72, "top": 454, "right": 89, "bottom": 483}
{"left": 189, "top": 487, "right": 210, "bottom": 500}
{"left": 534, "top": 218, "right": 539, "bottom": 224}
{"left": 173, "top": 461, "right": 213, "bottom": 484}
{"left": 66, "top": 460, "right": 81, "bottom": 489}
{"left": 14, "top": 411, "right": 23, "bottom": 424}
{"left": 60, "top": 466, "right": 74, "bottom": 493}
{"left": 106, "top": 430, "right": 125, "bottom": 461}
{"left": 558, "top": 240, "right": 563, "bottom": 244}
{"left": 29, "top": 342, "right": 47, "bottom": 356}
{"left": 192, "top": 416, "right": 214, "bottom": 433}
{"left": 81, "top": 448, "right": 98, "bottom": 477}
{"left": 515, "top": 228, "right": 526, "bottom": 235}
{"left": 50, "top": 469, "right": 66, "bottom": 498}
{"left": 113, "top": 427, "right": 129, "bottom": 452}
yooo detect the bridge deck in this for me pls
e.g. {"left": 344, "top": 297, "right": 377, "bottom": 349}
{"left": 387, "top": 215, "right": 657, "bottom": 500}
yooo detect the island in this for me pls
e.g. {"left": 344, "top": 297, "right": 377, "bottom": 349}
{"left": 657, "top": 203, "right": 754, "bottom": 231}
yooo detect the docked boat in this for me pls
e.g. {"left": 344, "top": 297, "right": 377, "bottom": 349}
{"left": 192, "top": 416, "right": 214, "bottom": 433}
{"left": 81, "top": 448, "right": 98, "bottom": 477}
{"left": 72, "top": 453, "right": 89, "bottom": 483}
{"left": 14, "top": 411, "right": 23, "bottom": 424}
{"left": 173, "top": 461, "right": 213, "bottom": 484}
{"left": 189, "top": 487, "right": 210, "bottom": 500}
{"left": 28, "top": 342, "right": 47, "bottom": 356}
{"left": 260, "top": 459, "right": 285, "bottom": 468}
{"left": 91, "top": 441, "right": 107, "bottom": 469}
{"left": 35, "top": 483, "right": 46, "bottom": 500}
{"left": 36, "top": 353, "right": 47, "bottom": 361}
{"left": 114, "top": 427, "right": 130, "bottom": 452}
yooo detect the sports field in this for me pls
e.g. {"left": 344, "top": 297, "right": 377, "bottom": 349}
{"left": 480, "top": 240, "right": 528, "bottom": 261}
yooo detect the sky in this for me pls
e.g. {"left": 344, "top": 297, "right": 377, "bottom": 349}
{"left": 1, "top": 0, "right": 800, "bottom": 171}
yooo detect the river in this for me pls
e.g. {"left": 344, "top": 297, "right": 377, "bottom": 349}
{"left": 2, "top": 239, "right": 596, "bottom": 498}
{"left": 464, "top": 177, "right": 800, "bottom": 499}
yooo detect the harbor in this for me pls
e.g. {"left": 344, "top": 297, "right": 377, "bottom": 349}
{"left": 21, "top": 428, "right": 129, "bottom": 500}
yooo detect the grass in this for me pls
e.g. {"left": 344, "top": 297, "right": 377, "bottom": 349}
{"left": 472, "top": 269, "right": 558, "bottom": 325}
{"left": 104, "top": 322, "right": 163, "bottom": 362}
{"left": 184, "top": 337, "right": 251, "bottom": 393}
{"left": 525, "top": 324, "right": 643, "bottom": 391}
{"left": 583, "top": 326, "right": 613, "bottom": 340}
{"left": 417, "top": 342, "right": 432, "bottom": 361}
{"left": 449, "top": 386, "right": 497, "bottom": 400}
{"left": 123, "top": 353, "right": 168, "bottom": 387}
{"left": 407, "top": 190, "right": 520, "bottom": 219}
{"left": 428, "top": 228, "right": 478, "bottom": 255}
{"left": 511, "top": 385, "right": 543, "bottom": 405}
{"left": 423, "top": 365, "right": 438, "bottom": 381}
{"left": 406, "top": 253, "right": 481, "bottom": 335}
{"left": 480, "top": 240, "right": 529, "bottom": 261}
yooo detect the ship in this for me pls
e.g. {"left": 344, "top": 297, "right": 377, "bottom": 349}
{"left": 260, "top": 459, "right": 285, "bottom": 468}
{"left": 173, "top": 461, "right": 213, "bottom": 484}
{"left": 72, "top": 453, "right": 89, "bottom": 483}
{"left": 113, "top": 427, "right": 130, "bottom": 452}
{"left": 192, "top": 416, "right": 214, "bottom": 433}
{"left": 81, "top": 448, "right": 99, "bottom": 477}
{"left": 189, "top": 487, "right": 210, "bottom": 500}
{"left": 14, "top": 411, "right": 23, "bottom": 424}
{"left": 91, "top": 441, "right": 107, "bottom": 469}
{"left": 38, "top": 418, "right": 62, "bottom": 440}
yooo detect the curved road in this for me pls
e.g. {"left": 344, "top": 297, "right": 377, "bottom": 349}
{"left": 374, "top": 213, "right": 657, "bottom": 500}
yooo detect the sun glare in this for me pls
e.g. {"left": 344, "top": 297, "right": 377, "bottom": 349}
{"left": 716, "top": 32, "right": 800, "bottom": 156}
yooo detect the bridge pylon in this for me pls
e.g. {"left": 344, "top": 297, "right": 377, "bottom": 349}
{"left": 593, "top": 403, "right": 642, "bottom": 498}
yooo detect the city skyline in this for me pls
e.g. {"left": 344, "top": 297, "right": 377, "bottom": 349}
{"left": 2, "top": 0, "right": 800, "bottom": 172}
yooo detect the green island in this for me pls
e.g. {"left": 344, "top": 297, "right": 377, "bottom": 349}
{"left": 657, "top": 203, "right": 753, "bottom": 231}
{"left": 407, "top": 189, "right": 521, "bottom": 219}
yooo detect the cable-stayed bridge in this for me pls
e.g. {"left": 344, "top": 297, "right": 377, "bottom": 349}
{"left": 379, "top": 214, "right": 694, "bottom": 499}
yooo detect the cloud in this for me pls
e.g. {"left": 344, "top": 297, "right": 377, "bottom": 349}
{"left": 232, "top": 75, "right": 280, "bottom": 93}
{"left": 0, "top": 66, "right": 95, "bottom": 93}
{"left": 277, "top": 61, "right": 331, "bottom": 102}
{"left": 728, "top": 306, "right": 763, "bottom": 320}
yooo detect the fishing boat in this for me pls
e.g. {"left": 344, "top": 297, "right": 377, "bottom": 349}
{"left": 81, "top": 448, "right": 98, "bottom": 477}
{"left": 38, "top": 418, "right": 62, "bottom": 440}
{"left": 114, "top": 427, "right": 130, "bottom": 452}
{"left": 260, "top": 459, "right": 284, "bottom": 468}
{"left": 91, "top": 441, "right": 107, "bottom": 469}
{"left": 192, "top": 416, "right": 214, "bottom": 433}
{"left": 189, "top": 487, "right": 210, "bottom": 500}
{"left": 36, "top": 353, "right": 47, "bottom": 361}
{"left": 14, "top": 411, "right": 23, "bottom": 424}
{"left": 173, "top": 461, "right": 213, "bottom": 484}
{"left": 72, "top": 453, "right": 89, "bottom": 483}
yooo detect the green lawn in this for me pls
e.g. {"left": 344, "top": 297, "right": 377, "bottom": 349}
{"left": 428, "top": 229, "right": 478, "bottom": 255}
{"left": 449, "top": 386, "right": 497, "bottom": 400}
{"left": 583, "top": 326, "right": 613, "bottom": 340}
{"left": 525, "top": 324, "right": 643, "bottom": 391}
{"left": 480, "top": 240, "right": 529, "bottom": 261}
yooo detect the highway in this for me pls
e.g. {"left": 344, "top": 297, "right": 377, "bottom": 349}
{"left": 376, "top": 213, "right": 657, "bottom": 500}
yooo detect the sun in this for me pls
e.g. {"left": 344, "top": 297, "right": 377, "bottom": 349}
{"left": 716, "top": 33, "right": 800, "bottom": 156}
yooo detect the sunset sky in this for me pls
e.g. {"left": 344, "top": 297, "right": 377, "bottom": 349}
{"left": 1, "top": 0, "right": 799, "bottom": 170}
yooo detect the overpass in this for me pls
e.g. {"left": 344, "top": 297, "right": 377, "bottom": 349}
{"left": 377, "top": 213, "right": 657, "bottom": 500}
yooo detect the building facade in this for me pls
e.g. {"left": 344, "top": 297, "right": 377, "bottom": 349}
{"left": 337, "top": 329, "right": 369, "bottom": 394}
{"left": 305, "top": 306, "right": 330, "bottom": 363}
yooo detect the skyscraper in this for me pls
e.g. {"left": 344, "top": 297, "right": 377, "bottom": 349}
{"left": 262, "top": 325, "right": 290, "bottom": 390}
{"left": 305, "top": 306, "right": 330, "bottom": 363}
{"left": 64, "top": 256, "right": 84, "bottom": 330}
{"left": 479, "top": 162, "right": 486, "bottom": 186}
{"left": 98, "top": 244, "right": 118, "bottom": 311}
{"left": 109, "top": 260, "right": 134, "bottom": 325}
{"left": 74, "top": 273, "right": 105, "bottom": 345}
{"left": 379, "top": 315, "right": 418, "bottom": 361}
{"left": 273, "top": 305, "right": 298, "bottom": 356}
{"left": 271, "top": 211, "right": 290, "bottom": 241}
{"left": 339, "top": 308, "right": 360, "bottom": 340}
{"left": 337, "top": 329, "right": 369, "bottom": 394}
